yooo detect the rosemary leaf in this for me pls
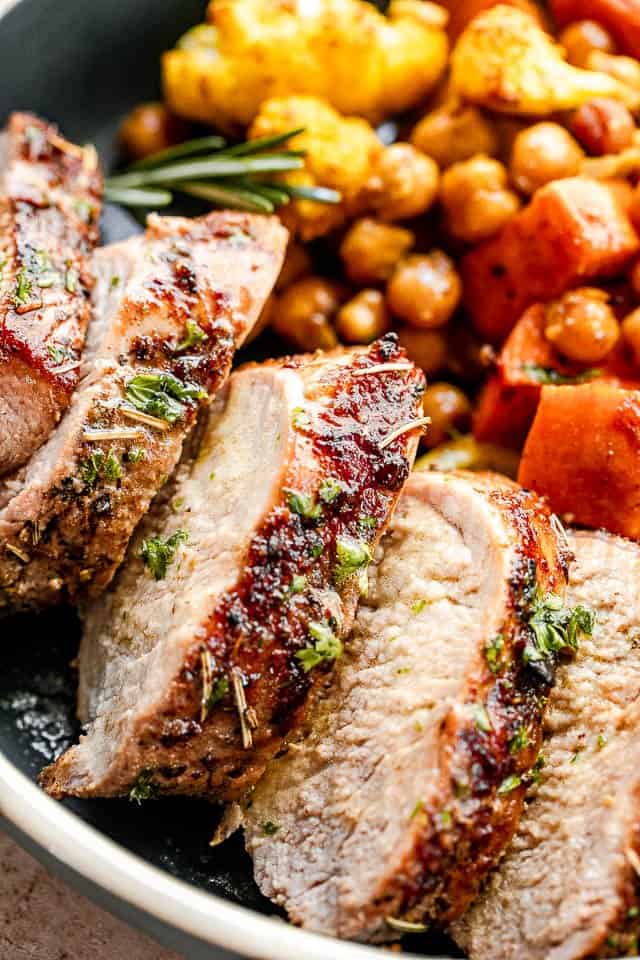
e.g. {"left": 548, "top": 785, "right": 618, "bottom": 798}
{"left": 130, "top": 134, "right": 226, "bottom": 171}
{"left": 107, "top": 154, "right": 304, "bottom": 189}
{"left": 179, "top": 180, "right": 275, "bottom": 213}
{"left": 219, "top": 128, "right": 305, "bottom": 156}
{"left": 104, "top": 185, "right": 173, "bottom": 207}
{"left": 281, "top": 183, "right": 342, "bottom": 204}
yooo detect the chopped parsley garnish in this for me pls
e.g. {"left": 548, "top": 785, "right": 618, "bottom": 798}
{"left": 410, "top": 799, "right": 425, "bottom": 820}
{"left": 172, "top": 497, "right": 185, "bottom": 511}
{"left": 128, "top": 770, "right": 157, "bottom": 804}
{"left": 628, "top": 906, "right": 639, "bottom": 919}
{"left": 309, "top": 536, "right": 324, "bottom": 559}
{"left": 396, "top": 666, "right": 412, "bottom": 675}
{"left": 473, "top": 703, "right": 492, "bottom": 733}
{"left": 357, "top": 515, "right": 377, "bottom": 532}
{"left": 140, "top": 529, "right": 188, "bottom": 580}
{"left": 439, "top": 809, "right": 452, "bottom": 829}
{"left": 597, "top": 733, "right": 608, "bottom": 749}
{"left": 523, "top": 591, "right": 595, "bottom": 665}
{"left": 176, "top": 319, "right": 208, "bottom": 352}
{"left": 125, "top": 372, "right": 206, "bottom": 423}
{"left": 411, "top": 599, "right": 427, "bottom": 614}
{"left": 126, "top": 446, "right": 145, "bottom": 463}
{"left": 570, "top": 749, "right": 583, "bottom": 764}
{"left": 318, "top": 477, "right": 343, "bottom": 503}
{"left": 296, "top": 621, "right": 342, "bottom": 672}
{"left": 509, "top": 725, "right": 531, "bottom": 754}
{"left": 206, "top": 676, "right": 229, "bottom": 711}
{"left": 47, "top": 343, "right": 68, "bottom": 365}
{"left": 111, "top": 274, "right": 121, "bottom": 288}
{"left": 291, "top": 406, "right": 310, "bottom": 430}
{"left": 262, "top": 821, "right": 280, "bottom": 836}
{"left": 80, "top": 449, "right": 122, "bottom": 487}
{"left": 485, "top": 634, "right": 505, "bottom": 674}
{"left": 285, "top": 489, "right": 322, "bottom": 520}
{"left": 289, "top": 574, "right": 308, "bottom": 595}
{"left": 65, "top": 266, "right": 79, "bottom": 293}
{"left": 529, "top": 752, "right": 546, "bottom": 784}
{"left": 73, "top": 197, "right": 93, "bottom": 222}
{"left": 497, "top": 774, "right": 522, "bottom": 795}
{"left": 333, "top": 536, "right": 372, "bottom": 589}
{"left": 13, "top": 268, "right": 33, "bottom": 306}
{"left": 522, "top": 364, "right": 601, "bottom": 386}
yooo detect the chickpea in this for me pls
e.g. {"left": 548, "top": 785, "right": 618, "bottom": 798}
{"left": 335, "top": 290, "right": 391, "bottom": 344}
{"left": 544, "top": 288, "right": 620, "bottom": 365}
{"left": 276, "top": 242, "right": 312, "bottom": 291}
{"left": 559, "top": 20, "right": 616, "bottom": 68}
{"left": 622, "top": 307, "right": 640, "bottom": 365}
{"left": 271, "top": 277, "right": 340, "bottom": 352}
{"left": 387, "top": 251, "right": 461, "bottom": 330}
{"left": 396, "top": 326, "right": 448, "bottom": 376}
{"left": 571, "top": 99, "right": 636, "bottom": 156}
{"left": 119, "top": 102, "right": 190, "bottom": 161}
{"left": 339, "top": 218, "right": 415, "bottom": 286}
{"left": 510, "top": 123, "right": 584, "bottom": 195}
{"left": 368, "top": 143, "right": 439, "bottom": 221}
{"left": 410, "top": 103, "right": 499, "bottom": 169}
{"left": 440, "top": 155, "right": 521, "bottom": 243}
{"left": 421, "top": 382, "right": 472, "bottom": 448}
{"left": 588, "top": 51, "right": 640, "bottom": 90}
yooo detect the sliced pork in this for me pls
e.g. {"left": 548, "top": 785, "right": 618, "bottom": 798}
{"left": 41, "top": 336, "right": 425, "bottom": 802}
{"left": 0, "top": 211, "right": 287, "bottom": 613}
{"left": 0, "top": 112, "right": 103, "bottom": 475}
{"left": 453, "top": 530, "right": 640, "bottom": 960}
{"left": 244, "top": 470, "right": 578, "bottom": 941}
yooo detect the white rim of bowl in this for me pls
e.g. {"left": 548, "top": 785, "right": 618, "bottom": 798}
{"left": 0, "top": 2, "right": 445, "bottom": 956}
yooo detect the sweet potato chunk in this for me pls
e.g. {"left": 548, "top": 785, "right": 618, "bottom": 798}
{"left": 519, "top": 382, "right": 640, "bottom": 540}
{"left": 462, "top": 177, "right": 639, "bottom": 343}
{"left": 474, "top": 302, "right": 638, "bottom": 447}
{"left": 551, "top": 0, "right": 640, "bottom": 60}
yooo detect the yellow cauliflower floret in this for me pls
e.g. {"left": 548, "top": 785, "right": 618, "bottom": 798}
{"left": 162, "top": 0, "right": 448, "bottom": 131}
{"left": 451, "top": 4, "right": 640, "bottom": 115}
{"left": 249, "top": 96, "right": 384, "bottom": 240}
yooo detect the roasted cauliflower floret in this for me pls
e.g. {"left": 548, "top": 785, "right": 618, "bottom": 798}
{"left": 451, "top": 4, "right": 640, "bottom": 114}
{"left": 162, "top": 0, "right": 449, "bottom": 131}
{"left": 249, "top": 96, "right": 384, "bottom": 239}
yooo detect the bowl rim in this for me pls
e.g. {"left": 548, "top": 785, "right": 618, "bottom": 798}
{"left": 0, "top": 0, "right": 446, "bottom": 955}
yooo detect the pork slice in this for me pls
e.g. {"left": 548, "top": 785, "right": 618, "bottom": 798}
{"left": 452, "top": 530, "right": 640, "bottom": 960}
{"left": 0, "top": 210, "right": 287, "bottom": 613}
{"left": 0, "top": 112, "right": 103, "bottom": 475}
{"left": 244, "top": 470, "right": 575, "bottom": 941}
{"left": 41, "top": 335, "right": 425, "bottom": 802}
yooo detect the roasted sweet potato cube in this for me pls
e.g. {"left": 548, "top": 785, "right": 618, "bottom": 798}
{"left": 519, "top": 382, "right": 640, "bottom": 540}
{"left": 462, "top": 178, "right": 639, "bottom": 343}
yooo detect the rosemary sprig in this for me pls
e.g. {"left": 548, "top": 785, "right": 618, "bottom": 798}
{"left": 104, "top": 128, "right": 342, "bottom": 214}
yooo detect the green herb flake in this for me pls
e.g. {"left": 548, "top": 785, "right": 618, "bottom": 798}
{"left": 37, "top": 269, "right": 60, "bottom": 288}
{"left": 498, "top": 774, "right": 522, "bottom": 796}
{"left": 529, "top": 752, "right": 546, "bottom": 785}
{"left": 439, "top": 809, "right": 452, "bottom": 829}
{"left": 176, "top": 319, "right": 208, "bottom": 352}
{"left": 597, "top": 733, "right": 608, "bottom": 750}
{"left": 291, "top": 406, "right": 311, "bottom": 430}
{"left": 473, "top": 703, "right": 492, "bottom": 733}
{"left": 65, "top": 266, "right": 79, "bottom": 293}
{"left": 110, "top": 274, "right": 121, "bottom": 288}
{"left": 285, "top": 488, "right": 322, "bottom": 521}
{"left": 396, "top": 666, "right": 412, "bottom": 676}
{"left": 318, "top": 477, "right": 343, "bottom": 504}
{"left": 411, "top": 599, "right": 427, "bottom": 615}
{"left": 125, "top": 372, "right": 206, "bottom": 423}
{"left": 295, "top": 621, "right": 342, "bottom": 673}
{"left": 309, "top": 538, "right": 324, "bottom": 560}
{"left": 410, "top": 799, "right": 425, "bottom": 820}
{"left": 333, "top": 536, "right": 372, "bottom": 589}
{"left": 140, "top": 529, "right": 189, "bottom": 580}
{"left": 523, "top": 591, "right": 595, "bottom": 666}
{"left": 289, "top": 574, "right": 308, "bottom": 595}
{"left": 80, "top": 449, "right": 122, "bottom": 487}
{"left": 206, "top": 675, "right": 229, "bottom": 710}
{"left": 209, "top": 471, "right": 216, "bottom": 481}
{"left": 522, "top": 364, "right": 602, "bottom": 386}
{"left": 628, "top": 906, "right": 639, "bottom": 920}
{"left": 485, "top": 634, "right": 505, "bottom": 674}
{"left": 357, "top": 515, "right": 377, "bottom": 532}
{"left": 47, "top": 343, "right": 68, "bottom": 365}
{"left": 13, "top": 268, "right": 33, "bottom": 306}
{"left": 172, "top": 497, "right": 185, "bottom": 512}
{"left": 73, "top": 197, "right": 94, "bottom": 222}
{"left": 126, "top": 447, "right": 145, "bottom": 463}
{"left": 128, "top": 770, "right": 157, "bottom": 804}
{"left": 570, "top": 749, "right": 583, "bottom": 764}
{"left": 262, "top": 821, "right": 280, "bottom": 836}
{"left": 509, "top": 725, "right": 531, "bottom": 755}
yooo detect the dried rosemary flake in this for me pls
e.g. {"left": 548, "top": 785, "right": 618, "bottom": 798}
{"left": 352, "top": 363, "right": 413, "bottom": 377}
{"left": 385, "top": 917, "right": 428, "bottom": 934}
{"left": 379, "top": 417, "right": 430, "bottom": 450}
{"left": 120, "top": 407, "right": 172, "bottom": 431}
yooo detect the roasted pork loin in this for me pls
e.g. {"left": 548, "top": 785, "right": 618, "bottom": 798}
{"left": 41, "top": 336, "right": 425, "bottom": 802}
{"left": 453, "top": 530, "right": 640, "bottom": 960}
{"left": 0, "top": 211, "right": 287, "bottom": 612}
{"left": 244, "top": 470, "right": 577, "bottom": 941}
{"left": 0, "top": 112, "right": 103, "bottom": 476}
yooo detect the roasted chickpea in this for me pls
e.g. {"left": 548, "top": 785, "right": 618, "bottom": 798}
{"left": 368, "top": 143, "right": 439, "bottom": 221}
{"left": 119, "top": 102, "right": 190, "bottom": 161}
{"left": 544, "top": 288, "right": 620, "bottom": 365}
{"left": 571, "top": 99, "right": 636, "bottom": 156}
{"left": 396, "top": 326, "right": 448, "bottom": 376}
{"left": 622, "top": 307, "right": 640, "bottom": 365}
{"left": 559, "top": 20, "right": 616, "bottom": 69}
{"left": 410, "top": 103, "right": 499, "bottom": 169}
{"left": 588, "top": 51, "right": 640, "bottom": 90}
{"left": 510, "top": 123, "right": 584, "bottom": 195}
{"left": 440, "top": 155, "right": 521, "bottom": 243}
{"left": 339, "top": 218, "right": 415, "bottom": 286}
{"left": 271, "top": 277, "right": 340, "bottom": 352}
{"left": 335, "top": 290, "right": 391, "bottom": 344}
{"left": 276, "top": 241, "right": 312, "bottom": 291}
{"left": 387, "top": 251, "right": 461, "bottom": 330}
{"left": 421, "top": 382, "right": 472, "bottom": 448}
